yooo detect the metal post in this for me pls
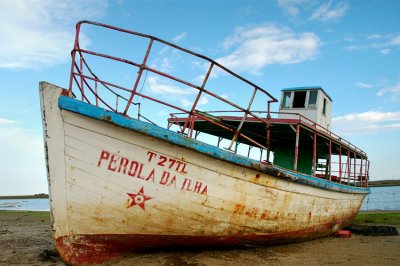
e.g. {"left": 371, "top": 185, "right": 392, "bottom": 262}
{"left": 181, "top": 63, "right": 214, "bottom": 135}
{"left": 68, "top": 22, "right": 82, "bottom": 92}
{"left": 328, "top": 140, "right": 332, "bottom": 181}
{"left": 294, "top": 124, "right": 300, "bottom": 171}
{"left": 360, "top": 157, "right": 364, "bottom": 187}
{"left": 80, "top": 56, "right": 84, "bottom": 101}
{"left": 313, "top": 131, "right": 317, "bottom": 176}
{"left": 339, "top": 145, "right": 342, "bottom": 183}
{"left": 217, "top": 137, "right": 223, "bottom": 148}
{"left": 123, "top": 38, "right": 154, "bottom": 115}
{"left": 347, "top": 149, "right": 351, "bottom": 185}
{"left": 248, "top": 146, "right": 253, "bottom": 157}
{"left": 266, "top": 124, "right": 271, "bottom": 163}
{"left": 189, "top": 115, "right": 195, "bottom": 138}
{"left": 366, "top": 160, "right": 370, "bottom": 186}
{"left": 116, "top": 96, "right": 119, "bottom": 112}
{"left": 353, "top": 152, "right": 357, "bottom": 186}
{"left": 266, "top": 102, "right": 271, "bottom": 163}
{"left": 95, "top": 80, "right": 98, "bottom": 106}
{"left": 227, "top": 88, "right": 257, "bottom": 151}
{"left": 195, "top": 131, "right": 200, "bottom": 139}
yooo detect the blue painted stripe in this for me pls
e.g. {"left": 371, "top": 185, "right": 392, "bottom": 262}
{"left": 59, "top": 96, "right": 369, "bottom": 195}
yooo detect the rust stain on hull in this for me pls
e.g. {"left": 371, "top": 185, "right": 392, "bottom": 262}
{"left": 40, "top": 82, "right": 368, "bottom": 265}
{"left": 55, "top": 213, "right": 356, "bottom": 265}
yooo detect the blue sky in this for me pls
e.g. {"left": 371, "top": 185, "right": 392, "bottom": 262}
{"left": 0, "top": 0, "right": 399, "bottom": 195}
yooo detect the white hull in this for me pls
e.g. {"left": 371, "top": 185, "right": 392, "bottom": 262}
{"left": 40, "top": 82, "right": 366, "bottom": 264}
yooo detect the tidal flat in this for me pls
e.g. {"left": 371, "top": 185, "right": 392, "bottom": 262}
{"left": 0, "top": 210, "right": 399, "bottom": 265}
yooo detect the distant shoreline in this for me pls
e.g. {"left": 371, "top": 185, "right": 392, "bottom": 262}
{"left": 0, "top": 179, "right": 399, "bottom": 199}
{"left": 0, "top": 194, "right": 49, "bottom": 199}
{"left": 368, "top": 180, "right": 400, "bottom": 187}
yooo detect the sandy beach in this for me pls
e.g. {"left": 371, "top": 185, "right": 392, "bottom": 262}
{"left": 0, "top": 210, "right": 399, "bottom": 265}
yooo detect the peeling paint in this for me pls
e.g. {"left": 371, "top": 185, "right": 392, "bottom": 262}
{"left": 40, "top": 83, "right": 368, "bottom": 265}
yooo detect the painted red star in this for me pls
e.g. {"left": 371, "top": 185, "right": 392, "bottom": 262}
{"left": 127, "top": 187, "right": 152, "bottom": 210}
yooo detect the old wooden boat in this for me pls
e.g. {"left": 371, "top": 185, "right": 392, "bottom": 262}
{"left": 40, "top": 21, "right": 370, "bottom": 264}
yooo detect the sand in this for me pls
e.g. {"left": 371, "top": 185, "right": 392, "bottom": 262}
{"left": 0, "top": 211, "right": 399, "bottom": 265}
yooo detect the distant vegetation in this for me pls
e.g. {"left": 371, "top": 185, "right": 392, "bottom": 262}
{"left": 368, "top": 179, "right": 400, "bottom": 187}
{"left": 0, "top": 180, "right": 399, "bottom": 198}
{"left": 353, "top": 212, "right": 400, "bottom": 226}
{"left": 0, "top": 193, "right": 49, "bottom": 199}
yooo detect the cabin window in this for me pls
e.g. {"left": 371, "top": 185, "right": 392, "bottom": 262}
{"left": 292, "top": 91, "right": 307, "bottom": 108}
{"left": 308, "top": 90, "right": 318, "bottom": 108}
{"left": 322, "top": 98, "right": 327, "bottom": 115}
{"left": 282, "top": 91, "right": 291, "bottom": 108}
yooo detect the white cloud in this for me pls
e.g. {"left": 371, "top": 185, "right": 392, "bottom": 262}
{"left": 391, "top": 36, "right": 400, "bottom": 46}
{"left": 198, "top": 95, "right": 209, "bottom": 105}
{"left": 173, "top": 32, "right": 187, "bottom": 43}
{"left": 335, "top": 111, "right": 400, "bottom": 122}
{"left": 145, "top": 76, "right": 210, "bottom": 109}
{"left": 158, "top": 46, "right": 170, "bottom": 55}
{"left": 367, "top": 34, "right": 382, "bottom": 39}
{"left": 377, "top": 82, "right": 400, "bottom": 102}
{"left": 146, "top": 76, "right": 193, "bottom": 95}
{"left": 180, "top": 95, "right": 209, "bottom": 108}
{"left": 236, "top": 6, "right": 256, "bottom": 16}
{"left": 217, "top": 24, "right": 320, "bottom": 74}
{"left": 0, "top": 0, "right": 107, "bottom": 70}
{"left": 150, "top": 51, "right": 175, "bottom": 73}
{"left": 345, "top": 45, "right": 363, "bottom": 52}
{"left": 310, "top": 1, "right": 349, "bottom": 22}
{"left": 157, "top": 110, "right": 170, "bottom": 116}
{"left": 151, "top": 44, "right": 191, "bottom": 74}
{"left": 355, "top": 82, "right": 375, "bottom": 89}
{"left": 0, "top": 118, "right": 20, "bottom": 125}
{"left": 180, "top": 98, "right": 192, "bottom": 107}
{"left": 333, "top": 111, "right": 400, "bottom": 135}
{"left": 345, "top": 33, "right": 400, "bottom": 55}
{"left": 0, "top": 126, "right": 47, "bottom": 195}
{"left": 221, "top": 93, "right": 229, "bottom": 99}
{"left": 380, "top": 49, "right": 391, "bottom": 55}
{"left": 344, "top": 36, "right": 354, "bottom": 42}
{"left": 158, "top": 57, "right": 173, "bottom": 72}
{"left": 276, "top": 0, "right": 311, "bottom": 16}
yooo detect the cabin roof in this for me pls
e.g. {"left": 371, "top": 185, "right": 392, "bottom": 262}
{"left": 281, "top": 86, "right": 332, "bottom": 102}
{"left": 168, "top": 115, "right": 366, "bottom": 159}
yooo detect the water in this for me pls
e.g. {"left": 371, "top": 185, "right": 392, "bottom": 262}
{"left": 0, "top": 198, "right": 50, "bottom": 211}
{"left": 361, "top": 186, "right": 400, "bottom": 211}
{"left": 0, "top": 186, "right": 399, "bottom": 211}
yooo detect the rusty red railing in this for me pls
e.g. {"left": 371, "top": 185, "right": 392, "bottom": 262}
{"left": 68, "top": 21, "right": 368, "bottom": 187}
{"left": 68, "top": 21, "right": 278, "bottom": 151}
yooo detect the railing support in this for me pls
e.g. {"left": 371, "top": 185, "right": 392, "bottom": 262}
{"left": 294, "top": 124, "right": 300, "bottom": 172}
{"left": 353, "top": 152, "right": 357, "bottom": 186}
{"left": 181, "top": 62, "right": 214, "bottom": 136}
{"left": 67, "top": 21, "right": 370, "bottom": 186}
{"left": 313, "top": 131, "right": 317, "bottom": 176}
{"left": 328, "top": 140, "right": 332, "bottom": 181}
{"left": 123, "top": 38, "right": 154, "bottom": 115}
{"left": 339, "top": 145, "right": 342, "bottom": 183}
{"left": 227, "top": 88, "right": 257, "bottom": 151}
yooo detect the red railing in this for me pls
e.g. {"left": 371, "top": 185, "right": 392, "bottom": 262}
{"left": 169, "top": 110, "right": 367, "bottom": 158}
{"left": 68, "top": 21, "right": 369, "bottom": 187}
{"left": 69, "top": 21, "right": 278, "bottom": 153}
